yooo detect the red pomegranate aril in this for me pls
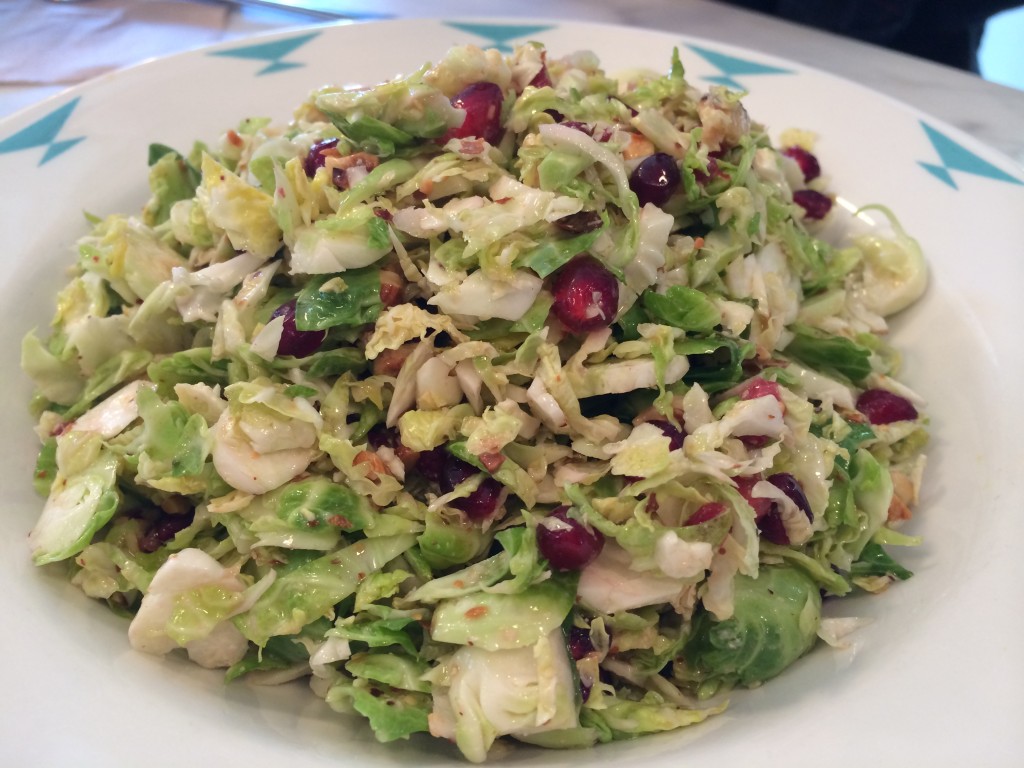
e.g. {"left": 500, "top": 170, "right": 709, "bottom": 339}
{"left": 303, "top": 138, "right": 339, "bottom": 178}
{"left": 648, "top": 419, "right": 686, "bottom": 451}
{"left": 456, "top": 477, "right": 503, "bottom": 520}
{"left": 767, "top": 472, "right": 812, "bottom": 520}
{"left": 437, "top": 455, "right": 502, "bottom": 520}
{"left": 734, "top": 475, "right": 774, "bottom": 518}
{"left": 568, "top": 626, "right": 596, "bottom": 660}
{"left": 781, "top": 146, "right": 821, "bottom": 181}
{"left": 331, "top": 167, "right": 349, "bottom": 189}
{"left": 793, "top": 189, "right": 833, "bottom": 220}
{"left": 529, "top": 67, "right": 552, "bottom": 89}
{"left": 554, "top": 210, "right": 603, "bottom": 234}
{"left": 739, "top": 434, "right": 772, "bottom": 449}
{"left": 368, "top": 431, "right": 421, "bottom": 473}
{"left": 757, "top": 509, "right": 790, "bottom": 545}
{"left": 537, "top": 506, "right": 604, "bottom": 571}
{"left": 439, "top": 456, "right": 477, "bottom": 493}
{"left": 694, "top": 156, "right": 720, "bottom": 185}
{"left": 442, "top": 81, "right": 505, "bottom": 146}
{"left": 695, "top": 151, "right": 730, "bottom": 185}
{"left": 139, "top": 511, "right": 195, "bottom": 554}
{"left": 367, "top": 425, "right": 398, "bottom": 450}
{"left": 687, "top": 501, "right": 726, "bottom": 526}
{"left": 629, "top": 152, "right": 681, "bottom": 207}
{"left": 856, "top": 388, "right": 919, "bottom": 425}
{"left": 741, "top": 377, "right": 782, "bottom": 403}
{"left": 415, "top": 447, "right": 448, "bottom": 483}
{"left": 550, "top": 255, "right": 619, "bottom": 334}
{"left": 735, "top": 475, "right": 792, "bottom": 543}
{"left": 271, "top": 299, "right": 326, "bottom": 358}
{"left": 645, "top": 493, "right": 660, "bottom": 515}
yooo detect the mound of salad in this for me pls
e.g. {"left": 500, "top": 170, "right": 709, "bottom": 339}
{"left": 21, "top": 43, "right": 929, "bottom": 762}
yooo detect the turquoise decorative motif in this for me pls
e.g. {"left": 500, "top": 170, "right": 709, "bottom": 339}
{"left": 917, "top": 121, "right": 1022, "bottom": 189}
{"left": 443, "top": 22, "right": 556, "bottom": 53}
{"left": 686, "top": 45, "right": 793, "bottom": 90}
{"left": 0, "top": 98, "right": 84, "bottom": 165}
{"left": 210, "top": 32, "right": 320, "bottom": 75}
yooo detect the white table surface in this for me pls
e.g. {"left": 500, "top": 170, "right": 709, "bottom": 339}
{"left": 2, "top": 0, "right": 1023, "bottom": 168}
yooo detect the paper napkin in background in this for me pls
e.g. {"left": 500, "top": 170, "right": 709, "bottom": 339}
{"left": 0, "top": 0, "right": 232, "bottom": 85}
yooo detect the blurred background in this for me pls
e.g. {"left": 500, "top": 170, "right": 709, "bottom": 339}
{"left": 715, "top": 0, "right": 1023, "bottom": 90}
{"left": 979, "top": 6, "right": 1024, "bottom": 89}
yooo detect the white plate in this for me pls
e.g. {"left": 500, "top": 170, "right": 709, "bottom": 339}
{"left": 2, "top": 18, "right": 1022, "bottom": 767}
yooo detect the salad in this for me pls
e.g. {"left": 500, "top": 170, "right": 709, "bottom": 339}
{"left": 21, "top": 42, "right": 929, "bottom": 762}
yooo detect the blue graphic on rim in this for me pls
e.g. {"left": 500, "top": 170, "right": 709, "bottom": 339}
{"left": 686, "top": 44, "right": 793, "bottom": 90}
{"left": 210, "top": 32, "right": 320, "bottom": 75}
{"left": 0, "top": 98, "right": 84, "bottom": 165}
{"left": 917, "top": 120, "right": 1022, "bottom": 189}
{"left": 444, "top": 22, "right": 556, "bottom": 53}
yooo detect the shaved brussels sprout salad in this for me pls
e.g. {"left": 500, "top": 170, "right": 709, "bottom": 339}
{"left": 21, "top": 42, "right": 929, "bottom": 762}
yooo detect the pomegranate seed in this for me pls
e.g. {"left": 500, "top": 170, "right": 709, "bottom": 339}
{"left": 367, "top": 425, "right": 398, "bottom": 450}
{"left": 741, "top": 377, "right": 782, "bottom": 403}
{"left": 781, "top": 146, "right": 821, "bottom": 181}
{"left": 415, "top": 447, "right": 447, "bottom": 483}
{"left": 369, "top": 428, "right": 420, "bottom": 471}
{"left": 568, "top": 626, "right": 595, "bottom": 660}
{"left": 271, "top": 299, "right": 326, "bottom": 358}
{"left": 767, "top": 472, "right": 812, "bottom": 520}
{"left": 139, "top": 510, "right": 195, "bottom": 554}
{"left": 645, "top": 493, "right": 660, "bottom": 515}
{"left": 442, "top": 81, "right": 505, "bottom": 146}
{"left": 648, "top": 419, "right": 686, "bottom": 450}
{"left": 303, "top": 138, "right": 339, "bottom": 178}
{"left": 694, "top": 156, "right": 719, "bottom": 185}
{"left": 439, "top": 456, "right": 475, "bottom": 492}
{"left": 735, "top": 475, "right": 773, "bottom": 519}
{"left": 628, "top": 152, "right": 681, "bottom": 207}
{"left": 694, "top": 151, "right": 729, "bottom": 185}
{"left": 537, "top": 506, "right": 604, "bottom": 571}
{"left": 457, "top": 477, "right": 503, "bottom": 520}
{"left": 739, "top": 435, "right": 772, "bottom": 449}
{"left": 550, "top": 255, "right": 619, "bottom": 334}
{"left": 793, "top": 189, "right": 833, "bottom": 220}
{"left": 439, "top": 455, "right": 502, "bottom": 520}
{"left": 686, "top": 501, "right": 726, "bottom": 525}
{"left": 856, "top": 388, "right": 919, "bottom": 425}
{"left": 736, "top": 474, "right": 800, "bottom": 544}
{"left": 331, "top": 168, "right": 348, "bottom": 189}
{"left": 553, "top": 210, "right": 603, "bottom": 234}
{"left": 757, "top": 510, "right": 790, "bottom": 545}
{"left": 529, "top": 67, "right": 552, "bottom": 88}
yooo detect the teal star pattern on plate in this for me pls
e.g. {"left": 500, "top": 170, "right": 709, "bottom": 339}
{"left": 917, "top": 120, "right": 1022, "bottom": 189}
{"left": 0, "top": 97, "right": 84, "bottom": 165}
{"left": 686, "top": 45, "right": 793, "bottom": 90}
{"left": 209, "top": 31, "right": 320, "bottom": 75}
{"left": 444, "top": 22, "right": 556, "bottom": 53}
